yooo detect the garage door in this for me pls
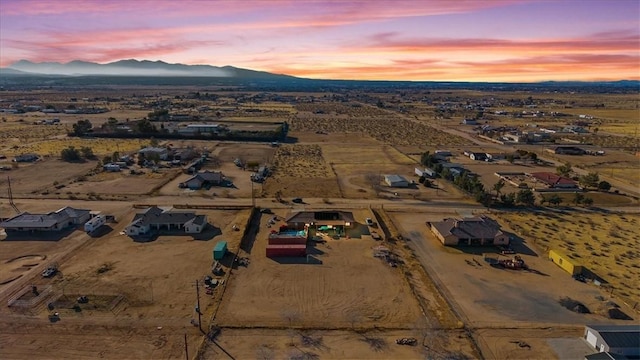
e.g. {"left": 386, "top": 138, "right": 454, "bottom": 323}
{"left": 586, "top": 331, "right": 598, "bottom": 348}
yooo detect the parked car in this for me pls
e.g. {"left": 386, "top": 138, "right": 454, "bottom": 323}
{"left": 292, "top": 197, "right": 303, "bottom": 204}
{"left": 499, "top": 245, "right": 516, "bottom": 255}
{"left": 42, "top": 267, "right": 57, "bottom": 278}
{"left": 365, "top": 218, "right": 375, "bottom": 226}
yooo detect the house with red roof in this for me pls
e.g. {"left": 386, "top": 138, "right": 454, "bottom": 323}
{"left": 529, "top": 172, "right": 578, "bottom": 189}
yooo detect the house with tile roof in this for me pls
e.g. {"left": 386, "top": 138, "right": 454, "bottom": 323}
{"left": 529, "top": 172, "right": 579, "bottom": 189}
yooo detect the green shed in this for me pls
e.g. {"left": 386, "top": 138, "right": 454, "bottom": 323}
{"left": 213, "top": 241, "right": 227, "bottom": 260}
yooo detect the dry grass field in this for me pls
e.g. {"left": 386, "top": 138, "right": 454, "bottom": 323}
{"left": 1, "top": 87, "right": 638, "bottom": 359}
{"left": 499, "top": 211, "right": 640, "bottom": 307}
{"left": 0, "top": 159, "right": 97, "bottom": 196}
{"left": 62, "top": 170, "right": 178, "bottom": 197}
{"left": 290, "top": 116, "right": 471, "bottom": 147}
{"left": 5, "top": 137, "right": 147, "bottom": 157}
{"left": 264, "top": 144, "right": 341, "bottom": 198}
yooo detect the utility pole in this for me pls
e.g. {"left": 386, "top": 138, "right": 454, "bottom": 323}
{"left": 195, "top": 280, "right": 203, "bottom": 334}
{"left": 251, "top": 181, "right": 255, "bottom": 207}
{"left": 184, "top": 333, "right": 189, "bottom": 360}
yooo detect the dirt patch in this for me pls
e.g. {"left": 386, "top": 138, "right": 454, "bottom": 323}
{"left": 215, "top": 209, "right": 423, "bottom": 329}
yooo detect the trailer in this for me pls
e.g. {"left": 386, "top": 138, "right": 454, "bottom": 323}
{"left": 84, "top": 214, "right": 106, "bottom": 233}
{"left": 213, "top": 241, "right": 228, "bottom": 260}
{"left": 266, "top": 244, "right": 306, "bottom": 258}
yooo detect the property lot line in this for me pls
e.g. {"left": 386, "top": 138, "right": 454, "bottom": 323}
{"left": 211, "top": 325, "right": 431, "bottom": 331}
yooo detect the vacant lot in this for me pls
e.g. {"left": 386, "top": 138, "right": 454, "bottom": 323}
{"left": 215, "top": 209, "right": 423, "bottom": 329}
{"left": 0, "top": 159, "right": 96, "bottom": 196}
{"left": 201, "top": 328, "right": 476, "bottom": 360}
{"left": 62, "top": 169, "right": 180, "bottom": 198}
{"left": 5, "top": 137, "right": 147, "bottom": 158}
{"left": 390, "top": 211, "right": 634, "bottom": 326}
{"left": 499, "top": 210, "right": 640, "bottom": 307}
{"left": 290, "top": 116, "right": 471, "bottom": 147}
{"left": 264, "top": 144, "right": 341, "bottom": 198}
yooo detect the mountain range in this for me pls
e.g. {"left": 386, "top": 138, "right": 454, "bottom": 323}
{"left": 1, "top": 59, "right": 294, "bottom": 79}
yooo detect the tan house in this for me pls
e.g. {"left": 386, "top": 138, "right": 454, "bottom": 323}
{"left": 428, "top": 216, "right": 509, "bottom": 246}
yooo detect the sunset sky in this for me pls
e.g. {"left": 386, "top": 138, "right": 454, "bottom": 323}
{"left": 1, "top": 0, "right": 638, "bottom": 82}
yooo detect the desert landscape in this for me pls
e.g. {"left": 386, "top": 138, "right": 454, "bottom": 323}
{"left": 0, "top": 79, "right": 638, "bottom": 360}
{"left": 3, "top": 1, "right": 640, "bottom": 358}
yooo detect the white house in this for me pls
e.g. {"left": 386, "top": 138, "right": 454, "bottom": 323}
{"left": 125, "top": 206, "right": 207, "bottom": 236}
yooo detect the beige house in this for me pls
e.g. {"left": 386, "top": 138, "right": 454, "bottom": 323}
{"left": 429, "top": 216, "right": 509, "bottom": 246}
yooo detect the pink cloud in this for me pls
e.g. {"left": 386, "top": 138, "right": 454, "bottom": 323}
{"left": 359, "top": 31, "right": 640, "bottom": 53}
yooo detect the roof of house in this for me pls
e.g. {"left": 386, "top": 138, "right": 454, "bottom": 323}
{"left": 529, "top": 172, "right": 577, "bottom": 186}
{"left": 285, "top": 211, "right": 355, "bottom": 224}
{"left": 584, "top": 352, "right": 628, "bottom": 360}
{"left": 0, "top": 206, "right": 90, "bottom": 229}
{"left": 384, "top": 174, "right": 408, "bottom": 183}
{"left": 186, "top": 215, "right": 207, "bottom": 227}
{"left": 138, "top": 147, "right": 167, "bottom": 153}
{"left": 586, "top": 325, "right": 640, "bottom": 349}
{"left": 129, "top": 206, "right": 202, "bottom": 227}
{"left": 184, "top": 171, "right": 223, "bottom": 185}
{"left": 430, "top": 216, "right": 505, "bottom": 240}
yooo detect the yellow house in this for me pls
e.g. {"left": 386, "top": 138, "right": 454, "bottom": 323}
{"left": 549, "top": 249, "right": 583, "bottom": 276}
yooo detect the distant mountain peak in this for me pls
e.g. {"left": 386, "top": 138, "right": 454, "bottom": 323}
{"left": 7, "top": 59, "right": 295, "bottom": 79}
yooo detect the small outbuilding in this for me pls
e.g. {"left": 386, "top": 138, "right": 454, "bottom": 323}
{"left": 213, "top": 241, "right": 228, "bottom": 260}
{"left": 384, "top": 174, "right": 409, "bottom": 188}
{"left": 584, "top": 325, "right": 640, "bottom": 358}
{"left": 549, "top": 249, "right": 582, "bottom": 276}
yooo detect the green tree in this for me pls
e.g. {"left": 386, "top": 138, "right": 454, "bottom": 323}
{"left": 548, "top": 194, "right": 562, "bottom": 206}
{"left": 556, "top": 162, "right": 573, "bottom": 177}
{"left": 420, "top": 151, "right": 439, "bottom": 167}
{"left": 102, "top": 155, "right": 112, "bottom": 164}
{"left": 500, "top": 193, "right": 516, "bottom": 207}
{"left": 516, "top": 189, "right": 535, "bottom": 206}
{"left": 135, "top": 119, "right": 156, "bottom": 133}
{"left": 597, "top": 181, "right": 612, "bottom": 191}
{"left": 579, "top": 172, "right": 600, "bottom": 189}
{"left": 72, "top": 119, "right": 92, "bottom": 136}
{"left": 506, "top": 154, "right": 515, "bottom": 164}
{"left": 147, "top": 109, "right": 169, "bottom": 121}
{"left": 582, "top": 197, "right": 594, "bottom": 207}
{"left": 61, "top": 146, "right": 81, "bottom": 162}
{"left": 493, "top": 179, "right": 505, "bottom": 198}
{"left": 80, "top": 146, "right": 95, "bottom": 159}
{"left": 573, "top": 192, "right": 585, "bottom": 205}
